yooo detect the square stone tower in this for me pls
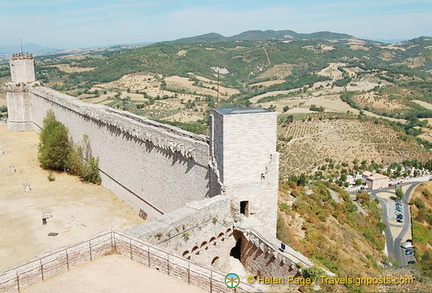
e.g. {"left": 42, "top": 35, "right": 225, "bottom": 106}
{"left": 10, "top": 53, "right": 36, "bottom": 83}
{"left": 5, "top": 53, "right": 36, "bottom": 131}
{"left": 211, "top": 107, "right": 279, "bottom": 235}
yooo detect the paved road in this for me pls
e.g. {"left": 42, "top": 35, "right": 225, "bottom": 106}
{"left": 370, "top": 181, "right": 425, "bottom": 266}
{"left": 328, "top": 188, "right": 340, "bottom": 203}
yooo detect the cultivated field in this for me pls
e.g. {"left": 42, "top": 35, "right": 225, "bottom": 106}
{"left": 77, "top": 73, "right": 240, "bottom": 123}
{"left": 277, "top": 115, "right": 432, "bottom": 177}
{"left": 353, "top": 92, "right": 407, "bottom": 110}
{"left": 47, "top": 64, "right": 95, "bottom": 73}
{"left": 0, "top": 124, "right": 144, "bottom": 272}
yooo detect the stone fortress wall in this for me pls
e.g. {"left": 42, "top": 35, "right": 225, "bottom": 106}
{"left": 4, "top": 54, "right": 319, "bottom": 290}
{"left": 6, "top": 79, "right": 221, "bottom": 218}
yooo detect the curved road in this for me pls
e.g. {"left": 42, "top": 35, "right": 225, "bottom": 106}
{"left": 369, "top": 181, "right": 424, "bottom": 266}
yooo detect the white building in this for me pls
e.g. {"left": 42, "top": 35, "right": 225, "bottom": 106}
{"left": 366, "top": 173, "right": 389, "bottom": 190}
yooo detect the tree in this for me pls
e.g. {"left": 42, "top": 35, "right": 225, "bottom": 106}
{"left": 38, "top": 110, "right": 71, "bottom": 171}
{"left": 285, "top": 115, "right": 294, "bottom": 123}
{"left": 282, "top": 106, "right": 289, "bottom": 113}
{"left": 38, "top": 110, "right": 101, "bottom": 184}
{"left": 395, "top": 187, "right": 404, "bottom": 200}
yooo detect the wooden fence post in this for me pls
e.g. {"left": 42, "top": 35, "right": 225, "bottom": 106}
{"left": 167, "top": 253, "right": 170, "bottom": 276}
{"left": 188, "top": 262, "right": 190, "bottom": 284}
{"left": 40, "top": 259, "right": 44, "bottom": 281}
{"left": 66, "top": 248, "right": 69, "bottom": 270}
{"left": 210, "top": 271, "right": 213, "bottom": 293}
{"left": 16, "top": 271, "right": 20, "bottom": 292}
{"left": 89, "top": 240, "right": 93, "bottom": 262}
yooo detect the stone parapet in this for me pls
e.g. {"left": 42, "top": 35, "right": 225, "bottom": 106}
{"left": 30, "top": 87, "right": 208, "bottom": 162}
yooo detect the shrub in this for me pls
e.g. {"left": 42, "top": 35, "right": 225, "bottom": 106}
{"left": 38, "top": 110, "right": 71, "bottom": 171}
{"left": 47, "top": 172, "right": 56, "bottom": 182}
{"left": 414, "top": 197, "right": 425, "bottom": 209}
{"left": 422, "top": 189, "right": 431, "bottom": 199}
{"left": 309, "top": 104, "right": 325, "bottom": 112}
{"left": 415, "top": 209, "right": 427, "bottom": 222}
{"left": 38, "top": 110, "right": 101, "bottom": 184}
{"left": 302, "top": 266, "right": 325, "bottom": 280}
{"left": 69, "top": 143, "right": 101, "bottom": 185}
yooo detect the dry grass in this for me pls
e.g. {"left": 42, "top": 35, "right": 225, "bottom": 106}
{"left": 277, "top": 116, "right": 432, "bottom": 177}
{"left": 77, "top": 73, "right": 240, "bottom": 122}
{"left": 248, "top": 79, "right": 286, "bottom": 88}
{"left": 353, "top": 92, "right": 408, "bottom": 111}
{"left": 256, "top": 63, "right": 294, "bottom": 80}
{"left": 317, "top": 63, "right": 345, "bottom": 80}
{"left": 413, "top": 100, "right": 432, "bottom": 111}
{"left": 47, "top": 64, "right": 95, "bottom": 73}
{"left": 278, "top": 183, "right": 387, "bottom": 292}
{"left": 0, "top": 124, "right": 144, "bottom": 272}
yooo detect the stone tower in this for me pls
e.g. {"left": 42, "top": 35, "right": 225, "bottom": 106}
{"left": 211, "top": 107, "right": 279, "bottom": 236}
{"left": 5, "top": 53, "right": 36, "bottom": 131}
{"left": 10, "top": 53, "right": 36, "bottom": 83}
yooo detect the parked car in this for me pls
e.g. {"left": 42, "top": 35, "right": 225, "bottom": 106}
{"left": 405, "top": 249, "right": 414, "bottom": 255}
{"left": 396, "top": 214, "right": 403, "bottom": 223}
{"left": 401, "top": 241, "right": 413, "bottom": 249}
{"left": 396, "top": 205, "right": 402, "bottom": 212}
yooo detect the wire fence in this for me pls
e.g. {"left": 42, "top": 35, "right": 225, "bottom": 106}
{"left": 0, "top": 230, "right": 260, "bottom": 293}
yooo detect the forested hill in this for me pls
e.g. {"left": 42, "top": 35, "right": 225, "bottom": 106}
{"left": 166, "top": 29, "right": 354, "bottom": 44}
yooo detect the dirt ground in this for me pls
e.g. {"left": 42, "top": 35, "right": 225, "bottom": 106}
{"left": 413, "top": 99, "right": 432, "bottom": 110}
{"left": 22, "top": 254, "right": 205, "bottom": 293}
{"left": 0, "top": 124, "right": 144, "bottom": 272}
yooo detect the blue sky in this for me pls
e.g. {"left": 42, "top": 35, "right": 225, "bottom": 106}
{"left": 1, "top": 0, "right": 431, "bottom": 48}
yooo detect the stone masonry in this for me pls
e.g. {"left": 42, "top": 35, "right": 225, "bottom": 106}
{"left": 4, "top": 54, "right": 320, "bottom": 289}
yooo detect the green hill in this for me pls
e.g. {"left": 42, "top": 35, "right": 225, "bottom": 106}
{"left": 168, "top": 29, "right": 354, "bottom": 44}
{"left": 30, "top": 31, "right": 432, "bottom": 167}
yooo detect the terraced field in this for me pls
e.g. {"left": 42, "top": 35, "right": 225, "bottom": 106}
{"left": 277, "top": 114, "right": 432, "bottom": 177}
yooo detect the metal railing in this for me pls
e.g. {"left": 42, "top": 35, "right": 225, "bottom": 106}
{"left": 0, "top": 230, "right": 260, "bottom": 293}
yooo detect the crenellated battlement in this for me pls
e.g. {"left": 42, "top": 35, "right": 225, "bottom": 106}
{"left": 30, "top": 87, "right": 208, "bottom": 162}
{"left": 4, "top": 81, "right": 41, "bottom": 93}
{"left": 11, "top": 52, "right": 33, "bottom": 60}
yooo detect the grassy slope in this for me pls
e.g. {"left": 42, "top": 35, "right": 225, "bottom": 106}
{"left": 410, "top": 182, "right": 432, "bottom": 278}
{"left": 277, "top": 181, "right": 386, "bottom": 292}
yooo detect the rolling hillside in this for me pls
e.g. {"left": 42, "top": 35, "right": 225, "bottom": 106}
{"left": 2, "top": 30, "right": 432, "bottom": 291}
{"left": 2, "top": 30, "right": 432, "bottom": 177}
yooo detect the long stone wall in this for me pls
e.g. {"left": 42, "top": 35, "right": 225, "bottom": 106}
{"left": 24, "top": 85, "right": 220, "bottom": 217}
